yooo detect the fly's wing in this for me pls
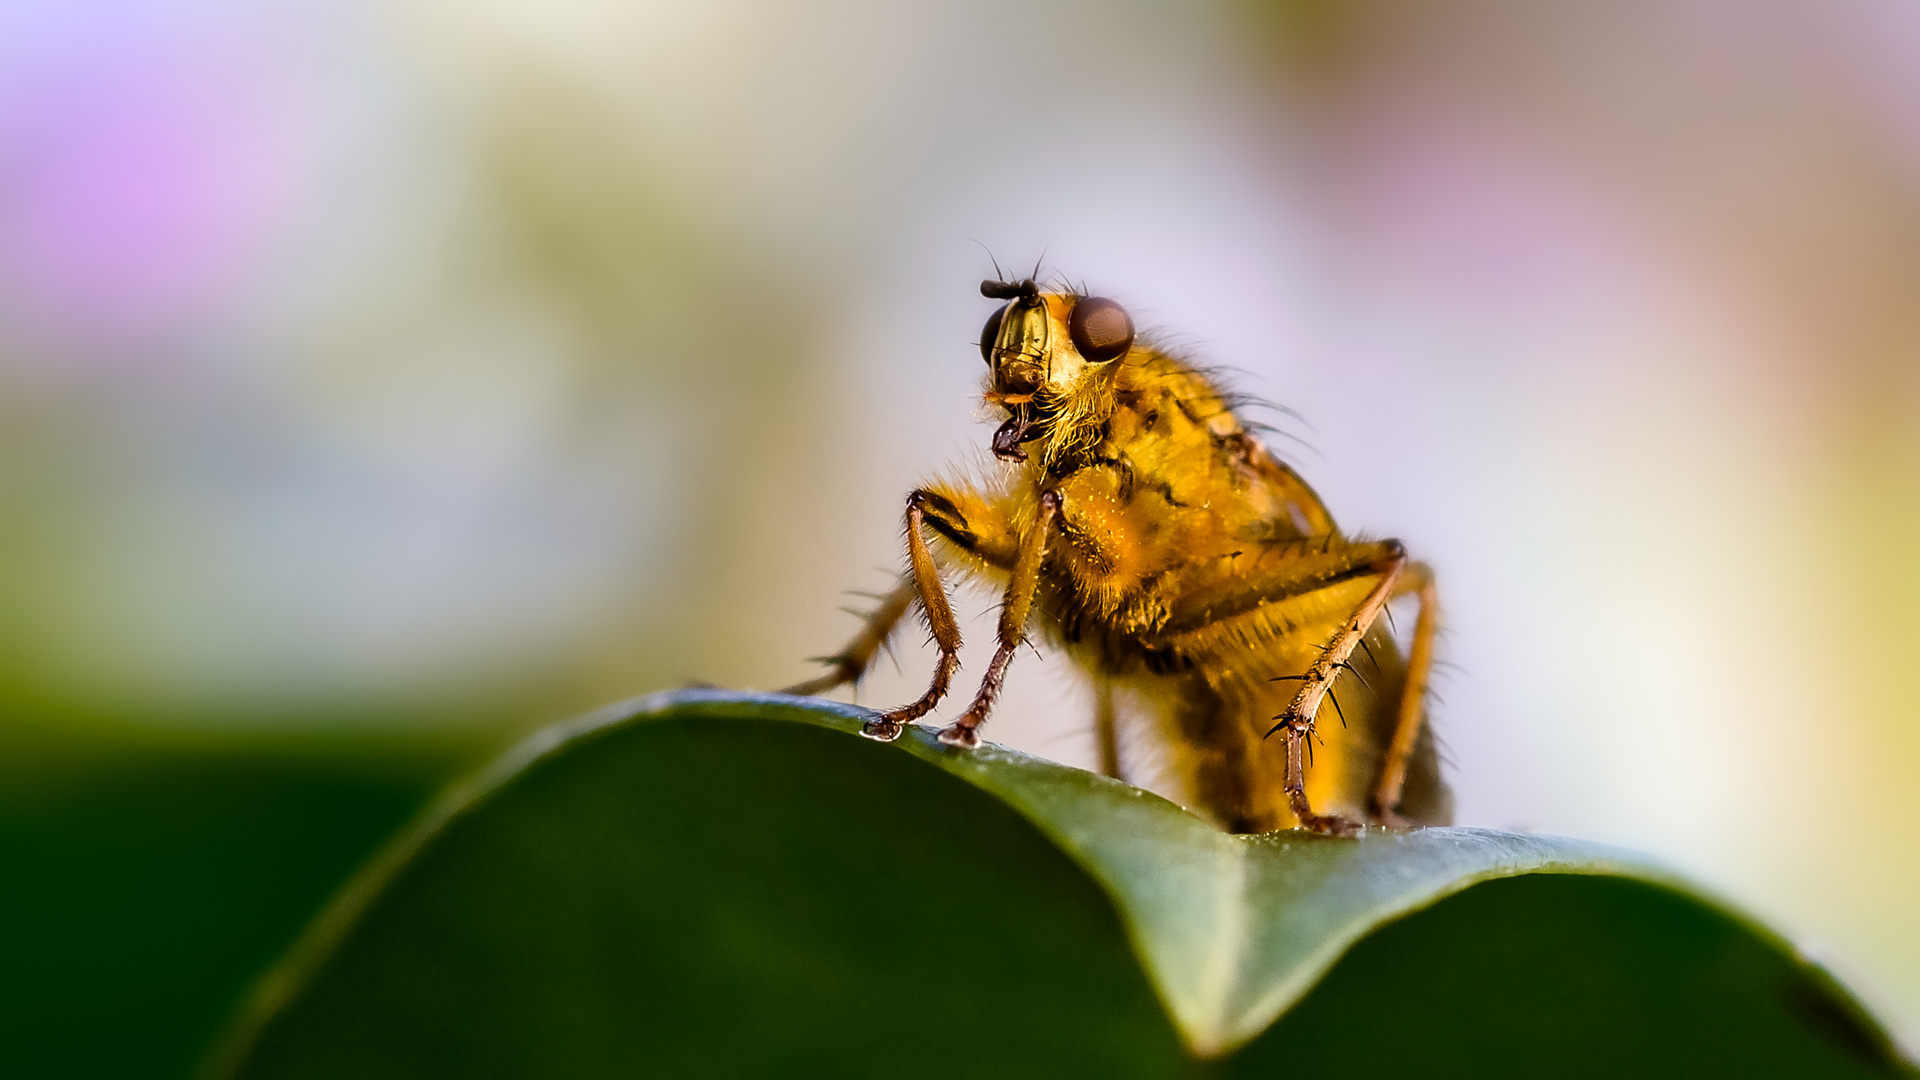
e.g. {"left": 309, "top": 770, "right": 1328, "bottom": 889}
{"left": 1244, "top": 441, "right": 1337, "bottom": 540}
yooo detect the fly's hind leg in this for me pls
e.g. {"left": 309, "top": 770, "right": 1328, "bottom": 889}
{"left": 1148, "top": 538, "right": 1412, "bottom": 834}
{"left": 1370, "top": 562, "right": 1438, "bottom": 826}
{"left": 1265, "top": 541, "right": 1408, "bottom": 835}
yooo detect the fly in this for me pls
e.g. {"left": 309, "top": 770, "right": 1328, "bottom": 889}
{"left": 785, "top": 275, "right": 1448, "bottom": 835}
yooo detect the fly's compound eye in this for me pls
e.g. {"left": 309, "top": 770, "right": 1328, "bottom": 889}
{"left": 980, "top": 303, "right": 1008, "bottom": 364}
{"left": 1069, "top": 297, "right": 1134, "bottom": 363}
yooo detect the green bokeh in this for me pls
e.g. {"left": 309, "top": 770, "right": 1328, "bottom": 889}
{"left": 0, "top": 737, "right": 474, "bottom": 1079}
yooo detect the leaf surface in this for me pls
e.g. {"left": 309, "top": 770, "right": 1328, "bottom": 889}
{"left": 206, "top": 690, "right": 1912, "bottom": 1078}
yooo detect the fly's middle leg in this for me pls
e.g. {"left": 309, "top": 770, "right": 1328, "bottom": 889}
{"left": 1092, "top": 678, "right": 1121, "bottom": 780}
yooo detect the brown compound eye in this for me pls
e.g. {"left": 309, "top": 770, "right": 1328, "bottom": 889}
{"left": 1069, "top": 297, "right": 1133, "bottom": 363}
{"left": 980, "top": 303, "right": 1008, "bottom": 364}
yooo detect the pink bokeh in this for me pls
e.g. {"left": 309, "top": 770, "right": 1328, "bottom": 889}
{"left": 0, "top": 4, "right": 300, "bottom": 354}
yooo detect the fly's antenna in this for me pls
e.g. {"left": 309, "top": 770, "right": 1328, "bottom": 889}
{"left": 982, "top": 278, "right": 1041, "bottom": 300}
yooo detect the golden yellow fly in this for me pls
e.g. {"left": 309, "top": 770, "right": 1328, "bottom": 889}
{"left": 786, "top": 275, "right": 1448, "bottom": 834}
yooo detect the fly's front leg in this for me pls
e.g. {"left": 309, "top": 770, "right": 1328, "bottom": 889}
{"left": 791, "top": 484, "right": 1016, "bottom": 712}
{"left": 936, "top": 490, "right": 1060, "bottom": 749}
{"left": 1265, "top": 540, "right": 1408, "bottom": 835}
{"left": 1370, "top": 562, "right": 1438, "bottom": 825}
{"left": 780, "top": 574, "right": 917, "bottom": 697}
{"left": 860, "top": 490, "right": 969, "bottom": 743}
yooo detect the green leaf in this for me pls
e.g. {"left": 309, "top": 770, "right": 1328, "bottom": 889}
{"left": 205, "top": 690, "right": 1913, "bottom": 1078}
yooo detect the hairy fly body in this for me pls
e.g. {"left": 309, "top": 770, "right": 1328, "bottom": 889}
{"left": 786, "top": 277, "right": 1449, "bottom": 835}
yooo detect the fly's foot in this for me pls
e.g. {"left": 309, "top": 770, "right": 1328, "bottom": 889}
{"left": 860, "top": 714, "right": 908, "bottom": 742}
{"left": 1295, "top": 810, "right": 1362, "bottom": 837}
{"left": 935, "top": 719, "right": 982, "bottom": 749}
{"left": 1369, "top": 801, "right": 1413, "bottom": 829}
{"left": 1271, "top": 713, "right": 1360, "bottom": 835}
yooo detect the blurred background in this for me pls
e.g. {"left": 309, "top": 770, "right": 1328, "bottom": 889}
{"left": 3, "top": 0, "right": 1919, "bottom": 1074}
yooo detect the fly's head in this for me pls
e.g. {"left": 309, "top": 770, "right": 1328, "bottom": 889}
{"left": 977, "top": 278, "right": 1135, "bottom": 464}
